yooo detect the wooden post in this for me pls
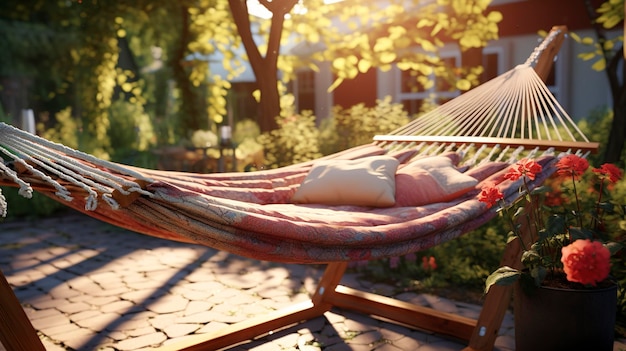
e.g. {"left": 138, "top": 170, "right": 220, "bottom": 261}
{"left": 0, "top": 269, "right": 46, "bottom": 351}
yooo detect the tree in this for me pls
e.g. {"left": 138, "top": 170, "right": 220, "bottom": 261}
{"left": 228, "top": 0, "right": 298, "bottom": 132}
{"left": 577, "top": 0, "right": 625, "bottom": 163}
{"left": 189, "top": 0, "right": 502, "bottom": 132}
{"left": 0, "top": 0, "right": 503, "bottom": 149}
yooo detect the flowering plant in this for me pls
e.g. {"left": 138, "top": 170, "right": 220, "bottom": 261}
{"left": 481, "top": 155, "right": 623, "bottom": 293}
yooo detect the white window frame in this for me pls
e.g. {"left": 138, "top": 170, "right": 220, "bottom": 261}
{"left": 394, "top": 47, "right": 462, "bottom": 108}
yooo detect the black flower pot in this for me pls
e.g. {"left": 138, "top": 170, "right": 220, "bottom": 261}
{"left": 514, "top": 282, "right": 617, "bottom": 351}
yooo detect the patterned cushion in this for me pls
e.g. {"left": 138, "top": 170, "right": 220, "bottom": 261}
{"left": 395, "top": 156, "right": 478, "bottom": 207}
{"left": 292, "top": 156, "right": 400, "bottom": 207}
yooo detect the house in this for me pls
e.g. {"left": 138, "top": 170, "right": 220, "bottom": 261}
{"left": 226, "top": 0, "right": 616, "bottom": 126}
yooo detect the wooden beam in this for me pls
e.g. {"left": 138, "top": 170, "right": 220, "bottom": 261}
{"left": 327, "top": 285, "right": 477, "bottom": 341}
{"left": 373, "top": 134, "right": 599, "bottom": 153}
{"left": 533, "top": 25, "right": 568, "bottom": 81}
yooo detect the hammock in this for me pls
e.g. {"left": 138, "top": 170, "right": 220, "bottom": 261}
{"left": 0, "top": 25, "right": 599, "bottom": 351}
{"left": 0, "top": 37, "right": 596, "bottom": 263}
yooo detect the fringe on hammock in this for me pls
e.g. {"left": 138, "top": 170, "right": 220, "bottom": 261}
{"left": 0, "top": 123, "right": 153, "bottom": 217}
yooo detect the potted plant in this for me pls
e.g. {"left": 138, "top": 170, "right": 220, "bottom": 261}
{"left": 478, "top": 155, "right": 624, "bottom": 351}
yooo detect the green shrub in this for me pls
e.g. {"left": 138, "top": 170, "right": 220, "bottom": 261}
{"left": 356, "top": 218, "right": 507, "bottom": 294}
{"left": 319, "top": 96, "right": 411, "bottom": 155}
{"left": 258, "top": 95, "right": 322, "bottom": 168}
{"left": 0, "top": 186, "right": 67, "bottom": 220}
{"left": 108, "top": 100, "right": 157, "bottom": 167}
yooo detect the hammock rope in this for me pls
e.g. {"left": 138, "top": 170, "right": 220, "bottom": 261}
{"left": 376, "top": 65, "right": 591, "bottom": 148}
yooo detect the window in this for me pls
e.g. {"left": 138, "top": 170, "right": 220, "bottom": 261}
{"left": 295, "top": 70, "right": 316, "bottom": 113}
{"left": 396, "top": 53, "right": 461, "bottom": 115}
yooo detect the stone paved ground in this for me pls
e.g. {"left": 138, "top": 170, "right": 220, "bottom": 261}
{"left": 0, "top": 211, "right": 624, "bottom": 351}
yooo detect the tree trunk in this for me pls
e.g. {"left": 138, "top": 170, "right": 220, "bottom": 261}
{"left": 605, "top": 98, "right": 626, "bottom": 163}
{"left": 255, "top": 69, "right": 280, "bottom": 132}
{"left": 228, "top": 0, "right": 297, "bottom": 132}
{"left": 170, "top": 3, "right": 206, "bottom": 133}
{"left": 583, "top": 0, "right": 625, "bottom": 163}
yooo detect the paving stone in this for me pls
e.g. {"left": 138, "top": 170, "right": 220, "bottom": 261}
{"left": 342, "top": 315, "right": 379, "bottom": 333}
{"left": 70, "top": 294, "right": 118, "bottom": 306}
{"left": 114, "top": 332, "right": 168, "bottom": 351}
{"left": 26, "top": 306, "right": 65, "bottom": 320}
{"left": 345, "top": 330, "right": 384, "bottom": 345}
{"left": 196, "top": 320, "right": 229, "bottom": 333}
{"left": 127, "top": 326, "right": 158, "bottom": 337}
{"left": 55, "top": 301, "right": 92, "bottom": 314}
{"left": 112, "top": 311, "right": 157, "bottom": 331}
{"left": 149, "top": 312, "right": 179, "bottom": 330}
{"left": 269, "top": 332, "right": 300, "bottom": 348}
{"left": 10, "top": 258, "right": 41, "bottom": 270}
{"left": 180, "top": 280, "right": 224, "bottom": 292}
{"left": 69, "top": 309, "right": 103, "bottom": 322}
{"left": 120, "top": 289, "right": 159, "bottom": 303}
{"left": 183, "top": 300, "right": 212, "bottom": 316}
{"left": 422, "top": 294, "right": 458, "bottom": 314}
{"left": 145, "top": 295, "right": 189, "bottom": 314}
{"left": 47, "top": 283, "right": 81, "bottom": 299}
{"left": 373, "top": 342, "right": 403, "bottom": 351}
{"left": 101, "top": 299, "right": 135, "bottom": 313}
{"left": 106, "top": 330, "right": 129, "bottom": 341}
{"left": 91, "top": 285, "right": 132, "bottom": 297}
{"left": 44, "top": 322, "right": 84, "bottom": 338}
{"left": 54, "top": 328, "right": 106, "bottom": 351}
{"left": 379, "top": 323, "right": 413, "bottom": 342}
{"left": 390, "top": 335, "right": 423, "bottom": 350}
{"left": 162, "top": 323, "right": 201, "bottom": 338}
{"left": 493, "top": 334, "right": 515, "bottom": 351}
{"left": 73, "top": 312, "right": 120, "bottom": 331}
{"left": 28, "top": 296, "right": 68, "bottom": 310}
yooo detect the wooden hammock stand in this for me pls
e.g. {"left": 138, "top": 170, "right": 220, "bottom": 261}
{"left": 0, "top": 25, "right": 598, "bottom": 351}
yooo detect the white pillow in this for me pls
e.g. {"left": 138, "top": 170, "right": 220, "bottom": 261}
{"left": 292, "top": 156, "right": 399, "bottom": 207}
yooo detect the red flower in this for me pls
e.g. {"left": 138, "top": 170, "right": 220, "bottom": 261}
{"left": 422, "top": 256, "right": 437, "bottom": 271}
{"left": 592, "top": 163, "right": 623, "bottom": 184}
{"left": 478, "top": 185, "right": 504, "bottom": 209}
{"left": 556, "top": 154, "right": 589, "bottom": 179}
{"left": 504, "top": 158, "right": 543, "bottom": 181}
{"left": 561, "top": 239, "right": 611, "bottom": 286}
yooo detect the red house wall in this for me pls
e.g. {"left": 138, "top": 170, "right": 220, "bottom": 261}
{"left": 331, "top": 0, "right": 606, "bottom": 110}
{"left": 333, "top": 68, "right": 377, "bottom": 108}
{"left": 492, "top": 0, "right": 598, "bottom": 36}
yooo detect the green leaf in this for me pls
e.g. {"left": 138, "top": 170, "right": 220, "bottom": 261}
{"left": 569, "top": 227, "right": 592, "bottom": 240}
{"left": 521, "top": 250, "right": 541, "bottom": 266}
{"left": 578, "top": 52, "right": 596, "bottom": 61}
{"left": 530, "top": 185, "right": 551, "bottom": 195}
{"left": 545, "top": 214, "right": 566, "bottom": 236}
{"left": 606, "top": 242, "right": 623, "bottom": 256}
{"left": 455, "top": 79, "right": 471, "bottom": 91}
{"left": 485, "top": 266, "right": 521, "bottom": 293}
{"left": 591, "top": 58, "right": 606, "bottom": 71}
